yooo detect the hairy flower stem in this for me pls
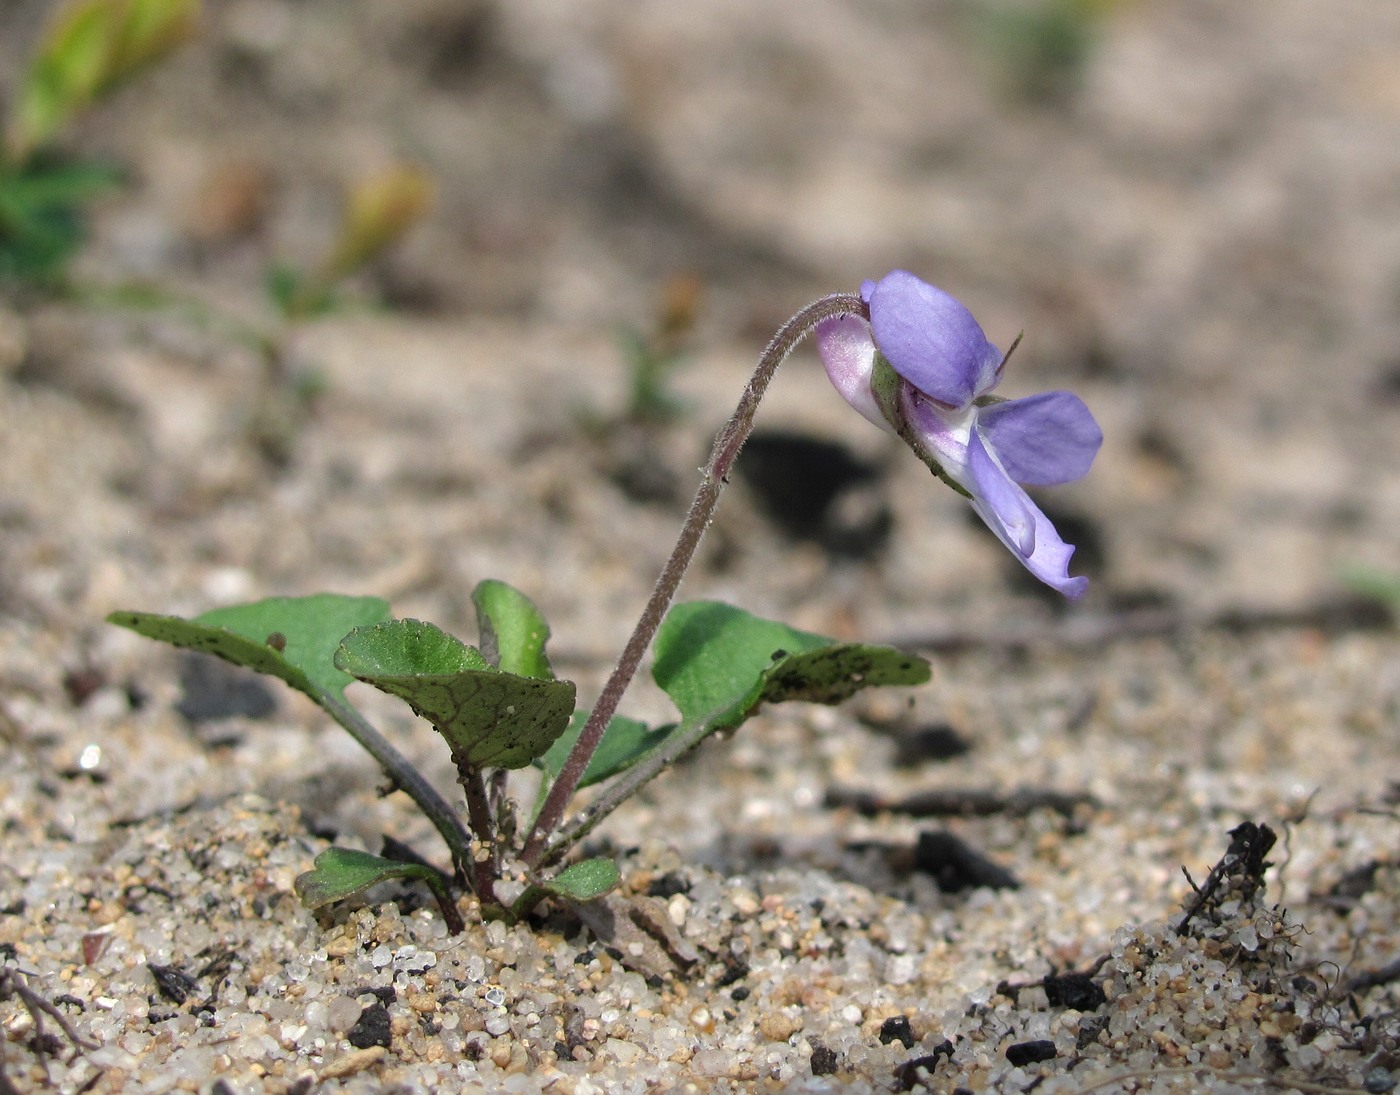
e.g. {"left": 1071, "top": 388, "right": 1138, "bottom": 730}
{"left": 322, "top": 695, "right": 475, "bottom": 885}
{"left": 521, "top": 292, "right": 868, "bottom": 868}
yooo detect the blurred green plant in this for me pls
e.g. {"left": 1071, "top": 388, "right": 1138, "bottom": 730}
{"left": 0, "top": 0, "right": 198, "bottom": 283}
{"left": 617, "top": 273, "right": 704, "bottom": 424}
{"left": 251, "top": 164, "right": 434, "bottom": 464}
{"left": 267, "top": 164, "right": 435, "bottom": 323}
{"left": 1340, "top": 565, "right": 1400, "bottom": 620}
{"left": 965, "top": 0, "right": 1122, "bottom": 105}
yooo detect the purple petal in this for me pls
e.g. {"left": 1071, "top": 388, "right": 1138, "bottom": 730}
{"left": 815, "top": 315, "right": 888, "bottom": 431}
{"left": 977, "top": 391, "right": 1102, "bottom": 487}
{"left": 968, "top": 429, "right": 1035, "bottom": 556}
{"left": 866, "top": 271, "right": 1004, "bottom": 410}
{"left": 967, "top": 430, "right": 1089, "bottom": 598}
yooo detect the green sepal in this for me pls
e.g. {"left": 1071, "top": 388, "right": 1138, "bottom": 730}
{"left": 872, "top": 349, "right": 972, "bottom": 499}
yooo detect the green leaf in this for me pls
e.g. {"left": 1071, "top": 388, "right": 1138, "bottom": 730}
{"left": 108, "top": 594, "right": 392, "bottom": 702}
{"left": 265, "top": 262, "right": 336, "bottom": 320}
{"left": 539, "top": 857, "right": 620, "bottom": 901}
{"left": 334, "top": 619, "right": 576, "bottom": 769}
{"left": 7, "top": 0, "right": 197, "bottom": 164}
{"left": 336, "top": 617, "right": 491, "bottom": 676}
{"left": 514, "top": 857, "right": 620, "bottom": 916}
{"left": 0, "top": 159, "right": 123, "bottom": 210}
{"left": 472, "top": 579, "right": 555, "bottom": 679}
{"left": 652, "top": 600, "right": 930, "bottom": 734}
{"left": 0, "top": 158, "right": 123, "bottom": 282}
{"left": 102, "top": 0, "right": 198, "bottom": 92}
{"left": 7, "top": 0, "right": 112, "bottom": 161}
{"left": 1340, "top": 565, "right": 1400, "bottom": 614}
{"left": 537, "top": 710, "right": 672, "bottom": 789}
{"left": 294, "top": 847, "right": 446, "bottom": 910}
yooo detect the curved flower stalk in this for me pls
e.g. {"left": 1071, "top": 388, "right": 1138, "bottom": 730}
{"left": 817, "top": 270, "right": 1102, "bottom": 597}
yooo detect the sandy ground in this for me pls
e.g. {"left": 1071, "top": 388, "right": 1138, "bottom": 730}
{"left": 2, "top": 1, "right": 1400, "bottom": 1091}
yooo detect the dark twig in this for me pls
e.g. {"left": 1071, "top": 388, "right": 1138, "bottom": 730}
{"left": 825, "top": 784, "right": 1096, "bottom": 820}
{"left": 0, "top": 967, "right": 95, "bottom": 1091}
{"left": 886, "top": 595, "right": 1392, "bottom": 656}
{"left": 1344, "top": 956, "right": 1400, "bottom": 996}
{"left": 1175, "top": 821, "right": 1277, "bottom": 936}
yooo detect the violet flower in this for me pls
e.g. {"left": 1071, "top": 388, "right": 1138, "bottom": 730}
{"left": 817, "top": 270, "right": 1102, "bottom": 598}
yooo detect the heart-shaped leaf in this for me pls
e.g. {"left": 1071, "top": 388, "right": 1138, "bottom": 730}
{"left": 335, "top": 618, "right": 576, "bottom": 769}
{"left": 108, "top": 594, "right": 392, "bottom": 703}
{"left": 472, "top": 579, "right": 555, "bottom": 679}
{"left": 652, "top": 600, "right": 930, "bottom": 735}
{"left": 537, "top": 711, "right": 673, "bottom": 789}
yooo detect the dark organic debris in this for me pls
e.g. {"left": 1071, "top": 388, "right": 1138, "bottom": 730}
{"left": 148, "top": 963, "right": 198, "bottom": 1005}
{"left": 1175, "top": 821, "right": 1277, "bottom": 937}
{"left": 645, "top": 871, "right": 691, "bottom": 899}
{"left": 1076, "top": 1013, "right": 1110, "bottom": 1050}
{"left": 913, "top": 829, "right": 1020, "bottom": 893}
{"left": 827, "top": 784, "right": 1094, "bottom": 821}
{"left": 1042, "top": 970, "right": 1107, "bottom": 1012}
{"left": 1005, "top": 1039, "right": 1057, "bottom": 1066}
{"left": 0, "top": 967, "right": 95, "bottom": 1089}
{"left": 62, "top": 666, "right": 106, "bottom": 707}
{"left": 715, "top": 957, "right": 749, "bottom": 988}
{"left": 892, "top": 1041, "right": 954, "bottom": 1091}
{"left": 1319, "top": 859, "right": 1383, "bottom": 910}
{"left": 997, "top": 957, "right": 1110, "bottom": 1010}
{"left": 1346, "top": 956, "right": 1400, "bottom": 996}
{"left": 809, "top": 1038, "right": 841, "bottom": 1076}
{"left": 347, "top": 1002, "right": 393, "bottom": 1050}
{"left": 879, "top": 1015, "right": 916, "bottom": 1048}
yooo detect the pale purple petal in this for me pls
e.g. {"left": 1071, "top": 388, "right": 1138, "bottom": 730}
{"left": 967, "top": 429, "right": 1089, "bottom": 598}
{"left": 866, "top": 270, "right": 1004, "bottom": 409}
{"left": 815, "top": 315, "right": 888, "bottom": 431}
{"left": 977, "top": 391, "right": 1102, "bottom": 486}
{"left": 967, "top": 428, "right": 1035, "bottom": 556}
